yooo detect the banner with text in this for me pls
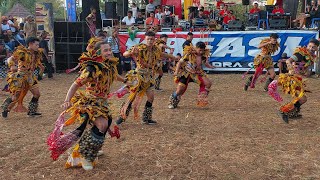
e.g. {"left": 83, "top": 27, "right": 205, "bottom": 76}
{"left": 119, "top": 30, "right": 318, "bottom": 71}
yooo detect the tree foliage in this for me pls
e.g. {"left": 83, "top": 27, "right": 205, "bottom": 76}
{"left": 0, "top": 0, "right": 65, "bottom": 19}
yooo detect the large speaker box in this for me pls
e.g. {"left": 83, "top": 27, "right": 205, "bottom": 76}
{"left": 116, "top": 0, "right": 128, "bottom": 17}
{"left": 54, "top": 21, "right": 89, "bottom": 72}
{"left": 105, "top": 2, "right": 117, "bottom": 19}
{"left": 82, "top": 0, "right": 101, "bottom": 29}
{"left": 242, "top": 0, "right": 249, "bottom": 5}
{"left": 269, "top": 19, "right": 287, "bottom": 29}
{"left": 228, "top": 20, "right": 244, "bottom": 31}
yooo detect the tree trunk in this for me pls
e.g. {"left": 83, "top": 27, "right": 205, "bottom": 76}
{"left": 283, "top": 0, "right": 299, "bottom": 19}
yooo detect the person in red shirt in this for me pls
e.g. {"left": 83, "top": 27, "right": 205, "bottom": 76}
{"left": 219, "top": 5, "right": 229, "bottom": 17}
{"left": 272, "top": 4, "right": 284, "bottom": 14}
{"left": 216, "top": 0, "right": 225, "bottom": 9}
{"left": 223, "top": 10, "right": 235, "bottom": 25}
{"left": 145, "top": 11, "right": 160, "bottom": 26}
{"left": 249, "top": 3, "right": 261, "bottom": 14}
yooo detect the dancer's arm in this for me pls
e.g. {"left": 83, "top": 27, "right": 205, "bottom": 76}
{"left": 286, "top": 58, "right": 295, "bottom": 74}
{"left": 258, "top": 40, "right": 271, "bottom": 49}
{"left": 123, "top": 46, "right": 138, "bottom": 57}
{"left": 117, "top": 74, "right": 126, "bottom": 83}
{"left": 62, "top": 83, "right": 80, "bottom": 110}
{"left": 62, "top": 66, "right": 93, "bottom": 109}
{"left": 161, "top": 52, "right": 176, "bottom": 60}
{"left": 205, "top": 61, "right": 215, "bottom": 69}
{"left": 174, "top": 60, "right": 182, "bottom": 76}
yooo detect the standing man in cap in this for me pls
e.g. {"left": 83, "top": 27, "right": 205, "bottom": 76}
{"left": 39, "top": 31, "right": 53, "bottom": 78}
{"left": 164, "top": 6, "right": 172, "bottom": 16}
{"left": 24, "top": 15, "right": 37, "bottom": 38}
{"left": 146, "top": 0, "right": 155, "bottom": 17}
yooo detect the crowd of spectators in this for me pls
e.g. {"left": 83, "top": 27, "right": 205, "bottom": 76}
{"left": 0, "top": 15, "right": 39, "bottom": 52}
{"left": 115, "top": 0, "right": 320, "bottom": 31}
{"left": 121, "top": 1, "right": 174, "bottom": 28}
{"left": 0, "top": 15, "right": 54, "bottom": 79}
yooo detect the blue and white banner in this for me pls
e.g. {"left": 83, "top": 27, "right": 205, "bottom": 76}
{"left": 66, "top": 0, "right": 76, "bottom": 22}
{"left": 207, "top": 30, "right": 318, "bottom": 70}
{"left": 119, "top": 30, "right": 318, "bottom": 71}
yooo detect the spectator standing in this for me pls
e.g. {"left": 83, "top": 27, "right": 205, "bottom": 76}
{"left": 24, "top": 15, "right": 37, "bottom": 38}
{"left": 249, "top": 3, "right": 261, "bottom": 14}
{"left": 155, "top": 6, "right": 162, "bottom": 20}
{"left": 107, "top": 28, "right": 123, "bottom": 74}
{"left": 146, "top": 0, "right": 155, "bottom": 17}
{"left": 216, "top": 0, "right": 225, "bottom": 9}
{"left": 86, "top": 7, "right": 97, "bottom": 37}
{"left": 39, "top": 31, "right": 53, "bottom": 78}
{"left": 155, "top": 5, "right": 162, "bottom": 14}
{"left": 122, "top": 11, "right": 136, "bottom": 26}
{"left": 131, "top": 3, "right": 139, "bottom": 18}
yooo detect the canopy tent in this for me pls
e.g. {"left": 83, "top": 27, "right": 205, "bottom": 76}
{"left": 4, "top": 3, "right": 33, "bottom": 18}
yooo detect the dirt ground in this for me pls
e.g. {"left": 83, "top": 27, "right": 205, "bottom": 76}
{"left": 0, "top": 73, "right": 320, "bottom": 180}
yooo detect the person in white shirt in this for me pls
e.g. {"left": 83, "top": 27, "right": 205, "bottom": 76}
{"left": 122, "top": 11, "right": 136, "bottom": 26}
{"left": 146, "top": 0, "right": 155, "bottom": 17}
{"left": 164, "top": 6, "right": 171, "bottom": 16}
{"left": 9, "top": 18, "right": 19, "bottom": 34}
{"left": 131, "top": 3, "right": 139, "bottom": 18}
{"left": 155, "top": 5, "right": 162, "bottom": 20}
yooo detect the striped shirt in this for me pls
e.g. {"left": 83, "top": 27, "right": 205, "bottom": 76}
{"left": 107, "top": 36, "right": 120, "bottom": 53}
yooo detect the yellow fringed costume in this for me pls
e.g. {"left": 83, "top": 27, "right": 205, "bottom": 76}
{"left": 1, "top": 46, "right": 43, "bottom": 116}
{"left": 118, "top": 43, "right": 162, "bottom": 122}
{"left": 175, "top": 45, "right": 210, "bottom": 85}
{"left": 66, "top": 51, "right": 118, "bottom": 124}
{"left": 276, "top": 73, "right": 307, "bottom": 122}
{"left": 253, "top": 38, "right": 280, "bottom": 69}
{"left": 64, "top": 49, "right": 119, "bottom": 169}
{"left": 169, "top": 45, "right": 211, "bottom": 108}
{"left": 291, "top": 47, "right": 316, "bottom": 75}
{"left": 154, "top": 39, "right": 166, "bottom": 72}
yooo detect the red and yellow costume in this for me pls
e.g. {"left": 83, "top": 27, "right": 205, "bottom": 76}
{"left": 47, "top": 49, "right": 120, "bottom": 168}
{"left": 1, "top": 46, "right": 43, "bottom": 116}
{"left": 245, "top": 38, "right": 280, "bottom": 90}
{"left": 117, "top": 43, "right": 162, "bottom": 123}
{"left": 253, "top": 38, "right": 279, "bottom": 69}
{"left": 291, "top": 47, "right": 316, "bottom": 75}
{"left": 268, "top": 46, "right": 315, "bottom": 123}
{"left": 169, "top": 45, "right": 211, "bottom": 108}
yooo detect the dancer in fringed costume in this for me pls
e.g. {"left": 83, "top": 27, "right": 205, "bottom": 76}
{"left": 47, "top": 42, "right": 125, "bottom": 170}
{"left": 268, "top": 39, "right": 319, "bottom": 123}
{"left": 244, "top": 33, "right": 280, "bottom": 91}
{"left": 1, "top": 37, "right": 45, "bottom": 118}
{"left": 168, "top": 41, "right": 214, "bottom": 109}
{"left": 115, "top": 31, "right": 177, "bottom": 125}
{"left": 154, "top": 34, "right": 174, "bottom": 90}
